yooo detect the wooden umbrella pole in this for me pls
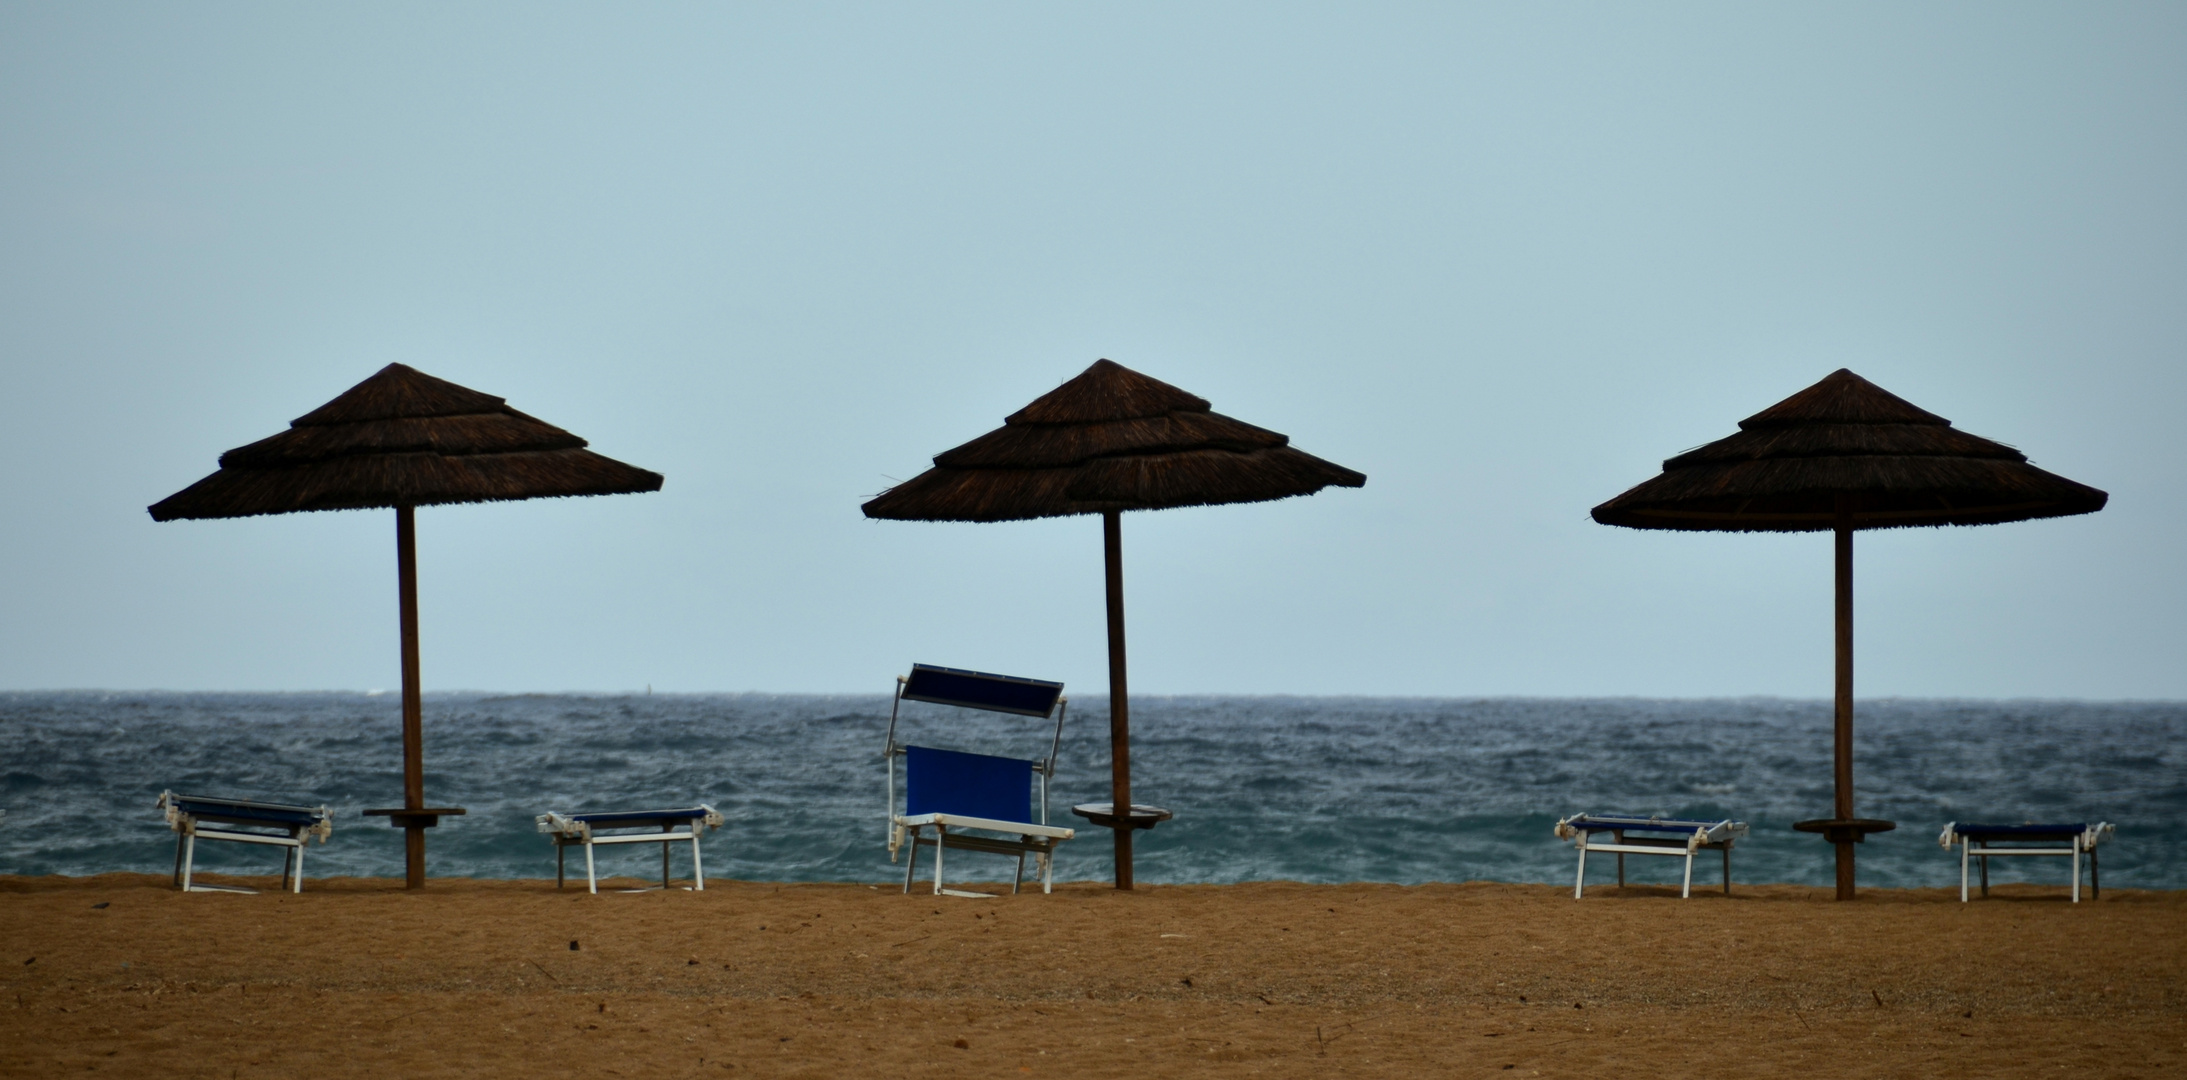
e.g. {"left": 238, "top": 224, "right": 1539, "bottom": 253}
{"left": 1103, "top": 510, "right": 1133, "bottom": 890}
{"left": 396, "top": 505, "right": 427, "bottom": 889}
{"left": 1833, "top": 497, "right": 1855, "bottom": 900}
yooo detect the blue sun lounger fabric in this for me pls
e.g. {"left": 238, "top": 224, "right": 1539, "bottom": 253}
{"left": 885, "top": 664, "right": 1074, "bottom": 896}
{"left": 1938, "top": 822, "right": 2114, "bottom": 902}
{"left": 906, "top": 746, "right": 1035, "bottom": 824}
{"left": 1555, "top": 813, "right": 1748, "bottom": 899}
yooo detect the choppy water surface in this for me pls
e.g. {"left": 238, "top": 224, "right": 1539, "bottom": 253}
{"left": 2, "top": 693, "right": 2180, "bottom": 889}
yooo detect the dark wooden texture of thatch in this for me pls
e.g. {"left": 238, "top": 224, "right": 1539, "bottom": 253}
{"left": 861, "top": 360, "right": 1366, "bottom": 522}
{"left": 1592, "top": 369, "right": 2106, "bottom": 532}
{"left": 149, "top": 364, "right": 663, "bottom": 521}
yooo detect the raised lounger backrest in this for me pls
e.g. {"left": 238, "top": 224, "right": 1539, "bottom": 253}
{"left": 905, "top": 746, "right": 1034, "bottom": 825}
{"left": 901, "top": 664, "right": 1063, "bottom": 718}
{"left": 886, "top": 664, "right": 1067, "bottom": 845}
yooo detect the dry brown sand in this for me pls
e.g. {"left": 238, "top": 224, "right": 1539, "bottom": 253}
{"left": 2, "top": 872, "right": 2180, "bottom": 1078}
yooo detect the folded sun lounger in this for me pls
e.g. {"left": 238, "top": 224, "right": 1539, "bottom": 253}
{"left": 1938, "top": 822, "right": 2115, "bottom": 903}
{"left": 1555, "top": 813, "right": 1748, "bottom": 899}
{"left": 535, "top": 806, "right": 723, "bottom": 894}
{"left": 157, "top": 791, "right": 333, "bottom": 894}
{"left": 885, "top": 664, "right": 1074, "bottom": 896}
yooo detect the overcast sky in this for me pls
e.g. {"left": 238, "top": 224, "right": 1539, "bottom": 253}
{"left": 2, "top": 4, "right": 2180, "bottom": 698}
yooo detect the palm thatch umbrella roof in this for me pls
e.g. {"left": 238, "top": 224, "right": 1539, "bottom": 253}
{"left": 1592, "top": 369, "right": 2105, "bottom": 531}
{"left": 862, "top": 359, "right": 1363, "bottom": 521}
{"left": 1592, "top": 368, "right": 2105, "bottom": 900}
{"left": 149, "top": 362, "right": 661, "bottom": 888}
{"left": 863, "top": 358, "right": 1364, "bottom": 889}
{"left": 149, "top": 363, "right": 661, "bottom": 521}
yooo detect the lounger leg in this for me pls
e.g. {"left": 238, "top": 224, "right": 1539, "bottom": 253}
{"left": 1681, "top": 849, "right": 1694, "bottom": 899}
{"left": 2072, "top": 838, "right": 2081, "bottom": 904}
{"left": 181, "top": 831, "right": 196, "bottom": 892}
{"left": 1615, "top": 831, "right": 1624, "bottom": 888}
{"left": 932, "top": 825, "right": 946, "bottom": 895}
{"left": 557, "top": 843, "right": 566, "bottom": 890}
{"left": 1960, "top": 839, "right": 1970, "bottom": 903}
{"left": 662, "top": 825, "right": 672, "bottom": 890}
{"left": 691, "top": 832, "right": 705, "bottom": 892}
{"left": 292, "top": 842, "right": 304, "bottom": 894}
{"left": 1980, "top": 850, "right": 1989, "bottom": 898}
{"left": 172, "top": 830, "right": 186, "bottom": 887}
{"left": 2091, "top": 846, "right": 2100, "bottom": 899}
{"left": 1042, "top": 846, "right": 1054, "bottom": 895}
{"left": 1573, "top": 838, "right": 1588, "bottom": 900}
{"left": 1722, "top": 846, "right": 1731, "bottom": 896}
{"left": 1013, "top": 850, "right": 1026, "bottom": 895}
{"left": 902, "top": 831, "right": 920, "bottom": 893}
{"left": 585, "top": 840, "right": 598, "bottom": 896}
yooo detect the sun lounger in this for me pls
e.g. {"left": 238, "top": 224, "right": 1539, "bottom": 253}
{"left": 535, "top": 806, "right": 723, "bottom": 894}
{"left": 1938, "top": 822, "right": 2115, "bottom": 902}
{"left": 885, "top": 664, "right": 1074, "bottom": 896}
{"left": 1555, "top": 813, "right": 1748, "bottom": 899}
{"left": 157, "top": 791, "right": 332, "bottom": 894}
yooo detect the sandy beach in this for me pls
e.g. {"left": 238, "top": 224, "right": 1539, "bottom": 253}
{"left": 2, "top": 873, "right": 2179, "bottom": 1078}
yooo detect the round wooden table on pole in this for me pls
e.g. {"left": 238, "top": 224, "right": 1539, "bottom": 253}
{"left": 1072, "top": 803, "right": 1173, "bottom": 851}
{"left": 363, "top": 806, "right": 469, "bottom": 883}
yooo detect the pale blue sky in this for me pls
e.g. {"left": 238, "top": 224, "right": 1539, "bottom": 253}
{"left": 2, "top": 3, "right": 2180, "bottom": 697}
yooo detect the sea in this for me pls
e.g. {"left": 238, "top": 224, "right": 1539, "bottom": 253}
{"left": 2, "top": 692, "right": 2181, "bottom": 891}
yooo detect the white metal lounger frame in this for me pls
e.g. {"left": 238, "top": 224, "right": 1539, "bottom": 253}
{"left": 1939, "top": 822, "right": 2115, "bottom": 903}
{"left": 894, "top": 811, "right": 1075, "bottom": 897}
{"left": 884, "top": 670, "right": 1072, "bottom": 896}
{"left": 158, "top": 791, "right": 332, "bottom": 894}
{"left": 535, "top": 807, "right": 724, "bottom": 895}
{"left": 1556, "top": 814, "right": 1749, "bottom": 899}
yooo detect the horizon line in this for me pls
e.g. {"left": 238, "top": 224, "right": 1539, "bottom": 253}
{"left": 3, "top": 687, "right": 2181, "bottom": 705}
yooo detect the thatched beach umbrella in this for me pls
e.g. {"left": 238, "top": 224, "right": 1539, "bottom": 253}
{"left": 1592, "top": 369, "right": 2105, "bottom": 899}
{"left": 863, "top": 359, "right": 1365, "bottom": 889}
{"left": 149, "top": 363, "right": 662, "bottom": 888}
